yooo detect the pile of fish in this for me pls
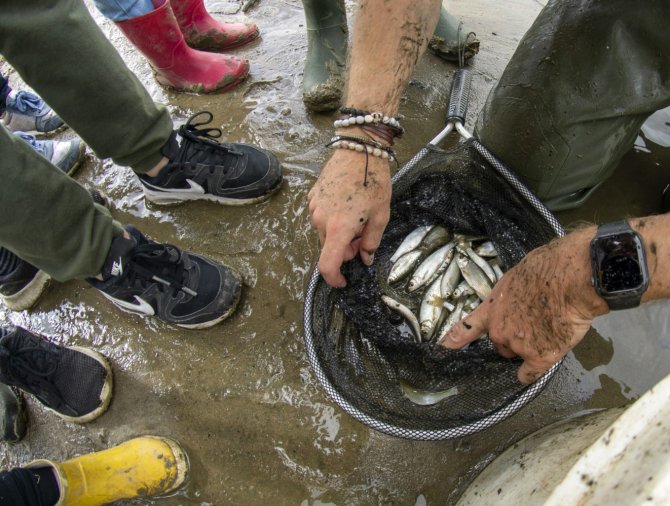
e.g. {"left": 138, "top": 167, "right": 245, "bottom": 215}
{"left": 382, "top": 224, "right": 504, "bottom": 344}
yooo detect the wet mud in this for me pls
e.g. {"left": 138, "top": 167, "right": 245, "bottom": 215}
{"left": 1, "top": 1, "right": 670, "bottom": 505}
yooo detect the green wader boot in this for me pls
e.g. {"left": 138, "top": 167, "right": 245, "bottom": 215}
{"left": 428, "top": 6, "right": 480, "bottom": 63}
{"left": 475, "top": 0, "right": 670, "bottom": 211}
{"left": 301, "top": 0, "right": 348, "bottom": 113}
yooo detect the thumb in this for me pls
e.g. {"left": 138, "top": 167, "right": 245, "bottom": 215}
{"left": 438, "top": 305, "right": 489, "bottom": 349}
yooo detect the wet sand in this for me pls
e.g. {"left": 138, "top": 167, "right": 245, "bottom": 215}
{"left": 1, "top": 0, "right": 670, "bottom": 504}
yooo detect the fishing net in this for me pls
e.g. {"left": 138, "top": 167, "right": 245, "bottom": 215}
{"left": 304, "top": 137, "right": 564, "bottom": 440}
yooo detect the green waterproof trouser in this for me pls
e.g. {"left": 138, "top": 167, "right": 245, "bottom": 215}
{"left": 475, "top": 0, "right": 670, "bottom": 211}
{"left": 1, "top": 0, "right": 173, "bottom": 280}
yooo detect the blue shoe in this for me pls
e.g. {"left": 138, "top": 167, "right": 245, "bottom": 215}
{"left": 2, "top": 89, "right": 64, "bottom": 134}
{"left": 14, "top": 132, "right": 85, "bottom": 176}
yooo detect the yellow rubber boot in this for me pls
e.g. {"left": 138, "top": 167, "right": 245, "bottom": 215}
{"left": 27, "top": 436, "right": 189, "bottom": 506}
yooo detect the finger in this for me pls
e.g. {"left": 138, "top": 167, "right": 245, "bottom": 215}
{"left": 359, "top": 212, "right": 389, "bottom": 266}
{"left": 493, "top": 342, "right": 517, "bottom": 359}
{"left": 318, "top": 230, "right": 358, "bottom": 288}
{"left": 438, "top": 306, "right": 489, "bottom": 349}
{"left": 517, "top": 357, "right": 555, "bottom": 385}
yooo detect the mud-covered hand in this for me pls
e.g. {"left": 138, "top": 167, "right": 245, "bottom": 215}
{"left": 438, "top": 228, "right": 609, "bottom": 384}
{"left": 308, "top": 149, "right": 392, "bottom": 288}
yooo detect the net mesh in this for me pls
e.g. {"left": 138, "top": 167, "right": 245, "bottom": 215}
{"left": 305, "top": 139, "right": 561, "bottom": 440}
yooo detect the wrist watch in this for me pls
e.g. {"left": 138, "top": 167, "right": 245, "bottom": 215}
{"left": 590, "top": 220, "right": 649, "bottom": 310}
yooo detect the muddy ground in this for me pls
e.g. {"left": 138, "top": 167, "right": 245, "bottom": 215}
{"left": 1, "top": 0, "right": 670, "bottom": 505}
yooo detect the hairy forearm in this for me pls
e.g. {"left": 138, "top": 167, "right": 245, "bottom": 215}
{"left": 345, "top": 0, "right": 441, "bottom": 114}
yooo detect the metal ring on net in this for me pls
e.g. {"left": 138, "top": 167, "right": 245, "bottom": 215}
{"left": 303, "top": 266, "right": 562, "bottom": 440}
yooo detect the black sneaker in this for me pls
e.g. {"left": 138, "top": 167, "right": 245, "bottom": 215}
{"left": 88, "top": 226, "right": 242, "bottom": 329}
{"left": 0, "top": 190, "right": 111, "bottom": 311}
{"left": 0, "top": 326, "right": 113, "bottom": 423}
{"left": 139, "top": 111, "right": 282, "bottom": 205}
{"left": 0, "top": 247, "right": 50, "bottom": 311}
{"left": 0, "top": 383, "right": 27, "bottom": 442}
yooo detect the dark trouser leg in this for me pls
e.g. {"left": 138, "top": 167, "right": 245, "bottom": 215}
{"left": 0, "top": 466, "right": 59, "bottom": 506}
{"left": 1, "top": 0, "right": 173, "bottom": 173}
{"left": 475, "top": 0, "right": 670, "bottom": 210}
{"left": 0, "top": 129, "right": 122, "bottom": 280}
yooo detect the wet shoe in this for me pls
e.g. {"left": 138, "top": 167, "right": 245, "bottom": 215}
{"left": 170, "top": 0, "right": 259, "bottom": 51}
{"left": 1, "top": 89, "right": 65, "bottom": 134}
{"left": 0, "top": 247, "right": 50, "bottom": 311}
{"left": 15, "top": 132, "right": 85, "bottom": 176}
{"left": 27, "top": 436, "right": 188, "bottom": 505}
{"left": 88, "top": 225, "right": 242, "bottom": 328}
{"left": 0, "top": 326, "right": 113, "bottom": 423}
{"left": 428, "top": 9, "right": 479, "bottom": 63}
{"left": 0, "top": 383, "right": 27, "bottom": 443}
{"left": 140, "top": 111, "right": 282, "bottom": 205}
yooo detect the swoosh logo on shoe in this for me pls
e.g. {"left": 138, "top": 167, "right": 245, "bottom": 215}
{"left": 108, "top": 295, "right": 155, "bottom": 316}
{"left": 111, "top": 258, "right": 123, "bottom": 277}
{"left": 143, "top": 178, "right": 205, "bottom": 194}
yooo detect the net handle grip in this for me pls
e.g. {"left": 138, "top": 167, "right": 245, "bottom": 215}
{"left": 446, "top": 68, "right": 472, "bottom": 124}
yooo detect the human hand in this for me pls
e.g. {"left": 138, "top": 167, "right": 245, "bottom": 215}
{"left": 308, "top": 149, "right": 392, "bottom": 288}
{"left": 438, "top": 229, "right": 609, "bottom": 384}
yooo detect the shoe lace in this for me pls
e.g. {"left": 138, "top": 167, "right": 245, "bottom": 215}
{"left": 6, "top": 90, "right": 47, "bottom": 116}
{"left": 178, "top": 111, "right": 244, "bottom": 160}
{"left": 124, "top": 243, "right": 198, "bottom": 298}
{"left": 0, "top": 341, "right": 59, "bottom": 388}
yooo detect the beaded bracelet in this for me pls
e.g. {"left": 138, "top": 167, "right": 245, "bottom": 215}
{"left": 326, "top": 134, "right": 398, "bottom": 187}
{"left": 326, "top": 135, "right": 396, "bottom": 161}
{"left": 335, "top": 107, "right": 405, "bottom": 137}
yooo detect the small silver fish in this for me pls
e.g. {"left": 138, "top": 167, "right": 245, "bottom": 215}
{"left": 388, "top": 250, "right": 422, "bottom": 283}
{"left": 492, "top": 262, "right": 505, "bottom": 282}
{"left": 390, "top": 225, "right": 433, "bottom": 263}
{"left": 438, "top": 300, "right": 465, "bottom": 337}
{"left": 440, "top": 257, "right": 461, "bottom": 298}
{"left": 419, "top": 276, "right": 445, "bottom": 341}
{"left": 475, "top": 240, "right": 498, "bottom": 258}
{"left": 381, "top": 295, "right": 422, "bottom": 343}
{"left": 400, "top": 380, "right": 459, "bottom": 406}
{"left": 408, "top": 241, "right": 456, "bottom": 292}
{"left": 465, "top": 247, "right": 497, "bottom": 285}
{"left": 452, "top": 279, "right": 475, "bottom": 299}
{"left": 418, "top": 225, "right": 452, "bottom": 255}
{"left": 457, "top": 255, "right": 493, "bottom": 301}
{"left": 463, "top": 295, "right": 481, "bottom": 312}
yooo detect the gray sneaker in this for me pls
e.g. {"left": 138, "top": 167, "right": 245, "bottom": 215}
{"left": 14, "top": 132, "right": 85, "bottom": 176}
{"left": 2, "top": 89, "right": 64, "bottom": 134}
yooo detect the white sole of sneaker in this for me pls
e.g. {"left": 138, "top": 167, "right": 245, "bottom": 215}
{"left": 142, "top": 178, "right": 283, "bottom": 206}
{"left": 177, "top": 282, "right": 242, "bottom": 330}
{"left": 1, "top": 270, "right": 51, "bottom": 311}
{"left": 48, "top": 347, "right": 113, "bottom": 424}
{"left": 99, "top": 279, "right": 242, "bottom": 329}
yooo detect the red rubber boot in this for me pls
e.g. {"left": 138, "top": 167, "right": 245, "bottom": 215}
{"left": 170, "top": 0, "right": 259, "bottom": 52}
{"left": 115, "top": 0, "right": 249, "bottom": 93}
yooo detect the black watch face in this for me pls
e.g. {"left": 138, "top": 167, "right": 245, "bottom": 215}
{"left": 594, "top": 233, "right": 646, "bottom": 293}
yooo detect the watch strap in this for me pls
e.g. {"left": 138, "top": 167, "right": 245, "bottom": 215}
{"left": 597, "top": 220, "right": 632, "bottom": 236}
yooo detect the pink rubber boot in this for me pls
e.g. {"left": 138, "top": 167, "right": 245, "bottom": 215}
{"left": 115, "top": 0, "right": 249, "bottom": 93}
{"left": 170, "top": 0, "right": 259, "bottom": 52}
